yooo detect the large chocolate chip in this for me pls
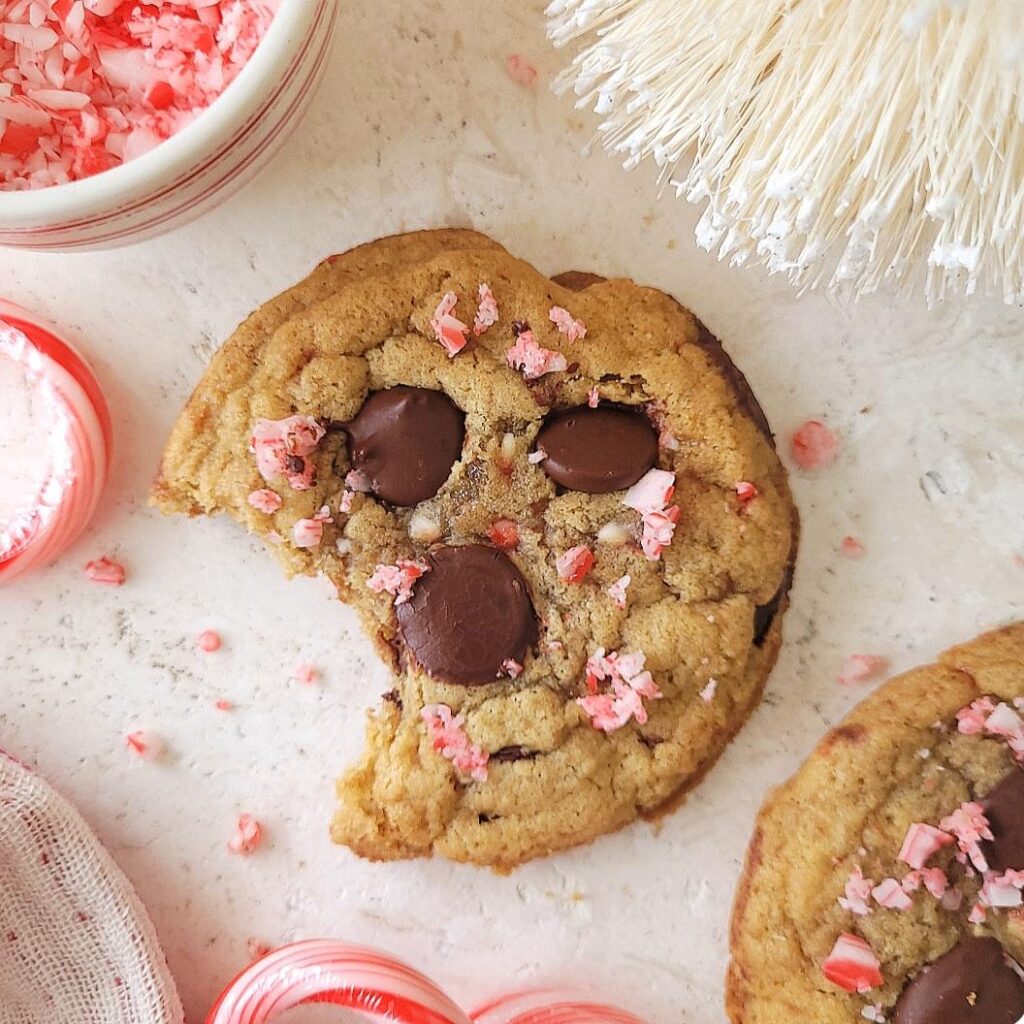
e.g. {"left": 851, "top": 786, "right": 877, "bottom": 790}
{"left": 983, "top": 770, "right": 1024, "bottom": 872}
{"left": 396, "top": 544, "right": 538, "bottom": 686}
{"left": 343, "top": 386, "right": 465, "bottom": 507}
{"left": 893, "top": 937, "right": 1024, "bottom": 1024}
{"left": 534, "top": 405, "right": 658, "bottom": 493}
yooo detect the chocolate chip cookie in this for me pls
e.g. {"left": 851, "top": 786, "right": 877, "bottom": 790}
{"left": 154, "top": 229, "right": 797, "bottom": 869}
{"left": 729, "top": 623, "right": 1024, "bottom": 1024}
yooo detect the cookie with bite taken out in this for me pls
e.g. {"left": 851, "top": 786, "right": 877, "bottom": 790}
{"left": 154, "top": 229, "right": 797, "bottom": 869}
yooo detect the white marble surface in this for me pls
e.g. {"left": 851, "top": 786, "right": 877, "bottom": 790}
{"left": 2, "top": 2, "right": 1024, "bottom": 1021}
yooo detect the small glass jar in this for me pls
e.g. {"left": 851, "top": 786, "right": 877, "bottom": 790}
{"left": 0, "top": 302, "right": 111, "bottom": 583}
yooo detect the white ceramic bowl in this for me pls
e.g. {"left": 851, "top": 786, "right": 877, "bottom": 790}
{"left": 0, "top": 0, "right": 338, "bottom": 251}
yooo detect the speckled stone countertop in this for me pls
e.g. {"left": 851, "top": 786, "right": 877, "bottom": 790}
{"left": 2, "top": 2, "right": 1023, "bottom": 1022}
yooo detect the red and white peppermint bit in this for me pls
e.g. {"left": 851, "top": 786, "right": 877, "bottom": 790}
{"left": 339, "top": 490, "right": 354, "bottom": 514}
{"left": 344, "top": 469, "right": 372, "bottom": 493}
{"left": 822, "top": 933, "right": 883, "bottom": 994}
{"left": 0, "top": 2, "right": 276, "bottom": 191}
{"left": 227, "top": 814, "right": 263, "bottom": 856}
{"left": 791, "top": 419, "right": 840, "bottom": 471}
{"left": 871, "top": 878, "right": 912, "bottom": 911}
{"left": 840, "top": 536, "right": 866, "bottom": 558}
{"left": 124, "top": 729, "right": 163, "bottom": 762}
{"left": 528, "top": 447, "right": 548, "bottom": 464}
{"left": 248, "top": 489, "right": 282, "bottom": 514}
{"left": 473, "top": 283, "right": 499, "bottom": 336}
{"left": 969, "top": 902, "right": 988, "bottom": 924}
{"left": 980, "top": 870, "right": 1024, "bottom": 909}
{"left": 984, "top": 702, "right": 1024, "bottom": 759}
{"left": 902, "top": 867, "right": 949, "bottom": 899}
{"left": 587, "top": 386, "right": 600, "bottom": 408}
{"left": 84, "top": 556, "right": 125, "bottom": 585}
{"left": 197, "top": 630, "right": 221, "bottom": 653}
{"left": 956, "top": 697, "right": 995, "bottom": 735}
{"left": 699, "top": 678, "right": 718, "bottom": 704}
{"left": 214, "top": 698, "right": 234, "bottom": 712}
{"left": 505, "top": 53, "right": 537, "bottom": 87}
{"left": 837, "top": 655, "right": 889, "bottom": 687}
{"left": 429, "top": 291, "right": 469, "bottom": 357}
{"left": 292, "top": 517, "right": 324, "bottom": 549}
{"left": 734, "top": 481, "right": 758, "bottom": 506}
{"left": 939, "top": 801, "right": 993, "bottom": 871}
{"left": 487, "top": 518, "right": 519, "bottom": 551}
{"left": 250, "top": 415, "right": 325, "bottom": 491}
{"left": 556, "top": 544, "right": 595, "bottom": 584}
{"left": 506, "top": 329, "right": 568, "bottom": 380}
{"left": 501, "top": 658, "right": 523, "bottom": 679}
{"left": 645, "top": 401, "right": 679, "bottom": 451}
{"left": 421, "top": 704, "right": 489, "bottom": 782}
{"left": 292, "top": 662, "right": 318, "bottom": 685}
{"left": 366, "top": 559, "right": 430, "bottom": 605}
{"left": 639, "top": 504, "right": 681, "bottom": 561}
{"left": 578, "top": 647, "right": 663, "bottom": 733}
{"left": 607, "top": 573, "right": 630, "bottom": 610}
{"left": 898, "top": 822, "right": 954, "bottom": 870}
{"left": 839, "top": 867, "right": 874, "bottom": 916}
{"left": 548, "top": 305, "right": 586, "bottom": 341}
{"left": 623, "top": 468, "right": 676, "bottom": 513}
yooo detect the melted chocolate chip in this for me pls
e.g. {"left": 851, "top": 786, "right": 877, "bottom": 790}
{"left": 983, "top": 770, "right": 1024, "bottom": 872}
{"left": 396, "top": 544, "right": 538, "bottom": 686}
{"left": 382, "top": 689, "right": 403, "bottom": 710}
{"left": 343, "top": 386, "right": 465, "bottom": 507}
{"left": 534, "top": 405, "right": 658, "bottom": 493}
{"left": 491, "top": 746, "right": 538, "bottom": 763}
{"left": 893, "top": 938, "right": 1024, "bottom": 1024}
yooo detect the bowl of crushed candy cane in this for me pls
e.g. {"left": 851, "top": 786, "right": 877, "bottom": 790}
{"left": 0, "top": 0, "right": 337, "bottom": 250}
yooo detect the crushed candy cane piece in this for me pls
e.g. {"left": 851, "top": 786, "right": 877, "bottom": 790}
{"left": 838, "top": 655, "right": 889, "bottom": 687}
{"left": 898, "top": 822, "right": 954, "bottom": 869}
{"left": 248, "top": 489, "right": 282, "bottom": 514}
{"left": 430, "top": 291, "right": 469, "bottom": 357}
{"left": 339, "top": 490, "right": 355, "bottom": 514}
{"left": 587, "top": 386, "right": 600, "bottom": 408}
{"left": 822, "top": 933, "right": 883, "bottom": 993}
{"left": 980, "top": 870, "right": 1024, "bottom": 909}
{"left": 528, "top": 447, "right": 548, "bottom": 464}
{"left": 623, "top": 468, "right": 676, "bottom": 513}
{"left": 422, "top": 704, "right": 489, "bottom": 782}
{"left": 607, "top": 574, "right": 630, "bottom": 609}
{"left": 292, "top": 518, "right": 324, "bottom": 549}
{"left": 940, "top": 801, "right": 993, "bottom": 871}
{"left": 556, "top": 544, "right": 595, "bottom": 584}
{"left": 488, "top": 518, "right": 519, "bottom": 551}
{"left": 501, "top": 658, "right": 523, "bottom": 679}
{"left": 506, "top": 329, "right": 568, "bottom": 380}
{"left": 839, "top": 867, "right": 874, "bottom": 916}
{"left": 841, "top": 536, "right": 866, "bottom": 558}
{"left": 968, "top": 902, "right": 987, "bottom": 924}
{"left": 197, "top": 630, "right": 221, "bottom": 653}
{"left": 871, "top": 878, "right": 912, "bottom": 911}
{"left": 124, "top": 729, "right": 163, "bottom": 762}
{"left": 0, "top": 1, "right": 277, "bottom": 191}
{"left": 345, "top": 469, "right": 373, "bottom": 493}
{"left": 645, "top": 401, "right": 679, "bottom": 451}
{"left": 699, "top": 678, "right": 718, "bottom": 704}
{"left": 578, "top": 647, "right": 663, "bottom": 733}
{"left": 902, "top": 867, "right": 948, "bottom": 899}
{"left": 956, "top": 697, "right": 995, "bottom": 735}
{"left": 735, "top": 482, "right": 758, "bottom": 506}
{"left": 292, "top": 662, "right": 318, "bottom": 685}
{"left": 549, "top": 305, "right": 586, "bottom": 341}
{"left": 227, "top": 814, "right": 263, "bottom": 856}
{"left": 984, "top": 702, "right": 1024, "bottom": 759}
{"left": 505, "top": 53, "right": 537, "bottom": 87}
{"left": 214, "top": 699, "right": 234, "bottom": 712}
{"left": 84, "top": 556, "right": 125, "bottom": 585}
{"left": 367, "top": 559, "right": 430, "bottom": 605}
{"left": 791, "top": 419, "right": 840, "bottom": 470}
{"left": 473, "top": 283, "right": 499, "bottom": 336}
{"left": 250, "top": 416, "right": 325, "bottom": 491}
{"left": 639, "top": 504, "right": 680, "bottom": 561}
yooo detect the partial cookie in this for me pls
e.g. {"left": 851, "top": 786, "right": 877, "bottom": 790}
{"left": 155, "top": 230, "right": 797, "bottom": 869}
{"left": 728, "top": 622, "right": 1024, "bottom": 1024}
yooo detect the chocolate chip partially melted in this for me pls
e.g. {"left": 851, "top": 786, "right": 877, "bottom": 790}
{"left": 396, "top": 544, "right": 538, "bottom": 686}
{"left": 893, "top": 938, "right": 1024, "bottom": 1024}
{"left": 343, "top": 386, "right": 465, "bottom": 507}
{"left": 983, "top": 769, "right": 1024, "bottom": 872}
{"left": 534, "top": 404, "right": 658, "bottom": 493}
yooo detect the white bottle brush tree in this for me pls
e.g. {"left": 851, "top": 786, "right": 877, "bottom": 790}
{"left": 547, "top": 0, "right": 1024, "bottom": 304}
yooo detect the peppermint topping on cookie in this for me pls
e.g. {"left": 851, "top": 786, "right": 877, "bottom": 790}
{"left": 578, "top": 647, "right": 663, "bottom": 733}
{"left": 422, "top": 704, "right": 489, "bottom": 782}
{"left": 473, "top": 283, "right": 499, "bottom": 336}
{"left": 487, "top": 519, "right": 519, "bottom": 551}
{"left": 622, "top": 468, "right": 681, "bottom": 560}
{"left": 84, "top": 557, "right": 126, "bottom": 585}
{"left": 506, "top": 329, "right": 568, "bottom": 380}
{"left": 872, "top": 878, "right": 913, "bottom": 911}
{"left": 367, "top": 560, "right": 430, "bottom": 605}
{"left": 699, "top": 678, "right": 718, "bottom": 703}
{"left": 587, "top": 387, "right": 600, "bottom": 408}
{"left": 556, "top": 544, "right": 595, "bottom": 583}
{"left": 250, "top": 415, "right": 325, "bottom": 491}
{"left": 735, "top": 481, "right": 759, "bottom": 506}
{"left": 939, "top": 802, "right": 993, "bottom": 872}
{"left": 536, "top": 405, "right": 659, "bottom": 493}
{"left": 292, "top": 517, "right": 325, "bottom": 549}
{"left": 430, "top": 291, "right": 469, "bottom": 357}
{"left": 345, "top": 469, "right": 373, "bottom": 493}
{"left": 791, "top": 419, "right": 840, "bottom": 471}
{"left": 822, "top": 933, "right": 883, "bottom": 993}
{"left": 838, "top": 655, "right": 889, "bottom": 686}
{"left": 840, "top": 867, "right": 874, "bottom": 916}
{"left": 501, "top": 659, "right": 523, "bottom": 679}
{"left": 248, "top": 489, "right": 282, "bottom": 514}
{"left": 607, "top": 574, "right": 630, "bottom": 609}
{"left": 899, "top": 823, "right": 954, "bottom": 869}
{"left": 644, "top": 400, "right": 679, "bottom": 451}
{"left": 549, "top": 305, "right": 587, "bottom": 341}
